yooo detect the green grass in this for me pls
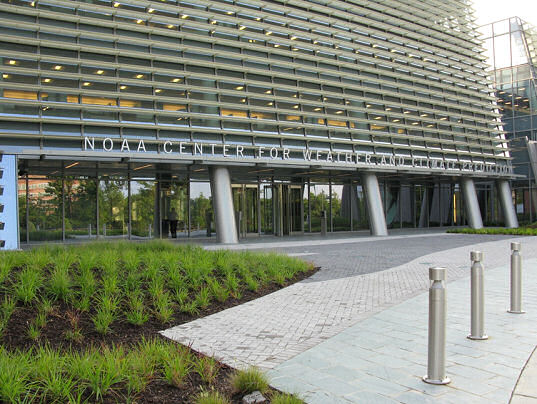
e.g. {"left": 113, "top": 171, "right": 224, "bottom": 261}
{"left": 0, "top": 241, "right": 313, "bottom": 402}
{"left": 0, "top": 338, "right": 213, "bottom": 403}
{"left": 447, "top": 227, "right": 537, "bottom": 236}
{"left": 0, "top": 241, "right": 313, "bottom": 336}
{"left": 229, "top": 367, "right": 269, "bottom": 394}
{"left": 271, "top": 393, "right": 304, "bottom": 404}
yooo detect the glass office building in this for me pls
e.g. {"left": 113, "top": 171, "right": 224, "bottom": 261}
{"left": 480, "top": 17, "right": 537, "bottom": 223}
{"left": 0, "top": 0, "right": 519, "bottom": 248}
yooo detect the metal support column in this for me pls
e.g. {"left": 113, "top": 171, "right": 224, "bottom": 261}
{"left": 461, "top": 177, "right": 483, "bottom": 229}
{"left": 308, "top": 179, "right": 311, "bottom": 233}
{"left": 61, "top": 177, "right": 65, "bottom": 242}
{"left": 187, "top": 175, "right": 191, "bottom": 238}
{"left": 329, "top": 178, "right": 333, "bottom": 233}
{"left": 257, "top": 179, "right": 261, "bottom": 236}
{"left": 127, "top": 173, "right": 132, "bottom": 240}
{"left": 95, "top": 177, "right": 99, "bottom": 239}
{"left": 497, "top": 180, "right": 519, "bottom": 228}
{"left": 361, "top": 172, "right": 388, "bottom": 236}
{"left": 209, "top": 166, "right": 238, "bottom": 244}
{"left": 25, "top": 174, "right": 29, "bottom": 244}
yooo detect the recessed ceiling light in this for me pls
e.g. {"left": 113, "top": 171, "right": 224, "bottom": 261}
{"left": 136, "top": 74, "right": 144, "bottom": 79}
{"left": 83, "top": 82, "right": 91, "bottom": 86}
{"left": 96, "top": 70, "right": 104, "bottom": 75}
{"left": 43, "top": 78, "right": 52, "bottom": 83}
{"left": 120, "top": 85, "right": 127, "bottom": 90}
{"left": 172, "top": 78, "right": 181, "bottom": 82}
{"left": 53, "top": 65, "right": 63, "bottom": 70}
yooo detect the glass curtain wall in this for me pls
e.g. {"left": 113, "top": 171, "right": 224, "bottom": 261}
{"left": 260, "top": 182, "right": 273, "bottom": 235}
{"left": 331, "top": 184, "right": 350, "bottom": 231}
{"left": 130, "top": 180, "right": 155, "bottom": 238}
{"left": 481, "top": 18, "right": 537, "bottom": 224}
{"left": 307, "top": 182, "right": 329, "bottom": 232}
{"left": 99, "top": 179, "right": 127, "bottom": 238}
{"left": 189, "top": 181, "right": 212, "bottom": 237}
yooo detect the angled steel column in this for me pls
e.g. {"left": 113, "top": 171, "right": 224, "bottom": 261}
{"left": 497, "top": 179, "right": 518, "bottom": 228}
{"left": 461, "top": 177, "right": 483, "bottom": 229}
{"left": 209, "top": 166, "right": 238, "bottom": 244}
{"left": 361, "top": 172, "right": 388, "bottom": 236}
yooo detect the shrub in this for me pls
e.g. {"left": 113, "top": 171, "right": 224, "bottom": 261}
{"left": 229, "top": 367, "right": 269, "bottom": 394}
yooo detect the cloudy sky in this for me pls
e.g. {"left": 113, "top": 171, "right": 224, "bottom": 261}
{"left": 472, "top": 0, "right": 537, "bottom": 27}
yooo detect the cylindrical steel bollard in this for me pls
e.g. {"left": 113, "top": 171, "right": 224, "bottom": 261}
{"left": 508, "top": 242, "right": 525, "bottom": 314}
{"left": 423, "top": 267, "right": 451, "bottom": 385}
{"left": 468, "top": 251, "right": 488, "bottom": 340}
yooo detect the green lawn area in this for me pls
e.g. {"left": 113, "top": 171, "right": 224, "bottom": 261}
{"left": 0, "top": 241, "right": 313, "bottom": 403}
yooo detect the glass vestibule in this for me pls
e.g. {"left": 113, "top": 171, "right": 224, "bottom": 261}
{"left": 232, "top": 184, "right": 259, "bottom": 237}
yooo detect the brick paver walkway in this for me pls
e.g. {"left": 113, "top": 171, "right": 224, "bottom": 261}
{"left": 162, "top": 233, "right": 536, "bottom": 372}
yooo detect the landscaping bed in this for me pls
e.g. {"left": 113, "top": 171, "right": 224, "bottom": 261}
{"left": 447, "top": 227, "right": 537, "bottom": 236}
{"left": 0, "top": 241, "right": 315, "bottom": 403}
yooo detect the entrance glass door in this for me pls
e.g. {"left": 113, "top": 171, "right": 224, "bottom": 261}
{"left": 232, "top": 184, "right": 259, "bottom": 238}
{"left": 274, "top": 184, "right": 303, "bottom": 236}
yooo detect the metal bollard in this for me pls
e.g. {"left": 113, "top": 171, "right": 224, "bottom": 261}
{"left": 468, "top": 251, "right": 488, "bottom": 340}
{"left": 423, "top": 267, "right": 450, "bottom": 385}
{"left": 508, "top": 242, "right": 525, "bottom": 314}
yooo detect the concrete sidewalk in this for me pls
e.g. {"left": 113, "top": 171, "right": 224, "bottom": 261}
{"left": 162, "top": 234, "right": 537, "bottom": 403}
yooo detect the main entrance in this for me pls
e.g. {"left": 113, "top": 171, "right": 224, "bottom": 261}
{"left": 232, "top": 183, "right": 304, "bottom": 238}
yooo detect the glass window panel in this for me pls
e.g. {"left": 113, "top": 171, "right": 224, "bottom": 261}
{"left": 42, "top": 107, "right": 80, "bottom": 119}
{"left": 0, "top": 104, "right": 38, "bottom": 116}
{"left": 1, "top": 89, "right": 37, "bottom": 100}
{"left": 84, "top": 110, "right": 118, "bottom": 121}
{"left": 81, "top": 96, "right": 117, "bottom": 106}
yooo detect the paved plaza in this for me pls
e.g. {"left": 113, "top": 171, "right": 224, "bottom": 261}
{"left": 162, "top": 231, "right": 537, "bottom": 403}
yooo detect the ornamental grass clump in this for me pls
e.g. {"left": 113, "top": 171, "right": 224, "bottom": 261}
{"left": 163, "top": 349, "right": 193, "bottom": 388}
{"left": 271, "top": 393, "right": 304, "bottom": 404}
{"left": 229, "top": 367, "right": 269, "bottom": 395}
{"left": 194, "top": 355, "right": 220, "bottom": 385}
{"left": 195, "top": 390, "right": 231, "bottom": 404}
{"left": 14, "top": 265, "right": 43, "bottom": 305}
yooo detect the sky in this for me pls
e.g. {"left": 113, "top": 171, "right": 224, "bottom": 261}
{"left": 472, "top": 0, "right": 537, "bottom": 27}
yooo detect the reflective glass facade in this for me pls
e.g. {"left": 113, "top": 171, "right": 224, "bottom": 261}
{"left": 481, "top": 17, "right": 537, "bottom": 222}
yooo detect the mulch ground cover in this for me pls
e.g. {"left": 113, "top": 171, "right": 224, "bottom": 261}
{"left": 1, "top": 266, "right": 318, "bottom": 403}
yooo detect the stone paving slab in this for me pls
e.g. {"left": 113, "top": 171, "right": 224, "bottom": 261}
{"left": 162, "top": 235, "right": 537, "bottom": 372}
{"left": 267, "top": 258, "right": 537, "bottom": 403}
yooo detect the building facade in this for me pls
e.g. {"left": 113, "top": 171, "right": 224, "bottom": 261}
{"left": 480, "top": 17, "right": 537, "bottom": 224}
{"left": 0, "top": 0, "right": 519, "bottom": 248}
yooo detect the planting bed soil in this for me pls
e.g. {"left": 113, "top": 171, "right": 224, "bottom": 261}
{"left": 0, "top": 241, "right": 316, "bottom": 403}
